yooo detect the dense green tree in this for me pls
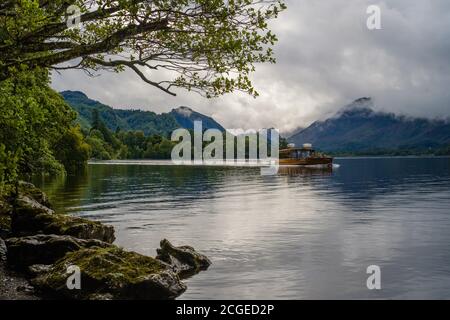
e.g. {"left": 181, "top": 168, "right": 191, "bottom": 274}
{"left": 53, "top": 125, "right": 91, "bottom": 172}
{"left": 0, "top": 144, "right": 19, "bottom": 194}
{"left": 85, "top": 134, "right": 112, "bottom": 160}
{"left": 0, "top": 67, "right": 76, "bottom": 186}
{"left": 91, "top": 109, "right": 101, "bottom": 131}
{"left": 91, "top": 109, "right": 121, "bottom": 149}
{"left": 0, "top": 0, "right": 286, "bottom": 97}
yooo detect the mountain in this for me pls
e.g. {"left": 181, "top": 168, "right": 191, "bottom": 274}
{"left": 170, "top": 106, "right": 225, "bottom": 131}
{"left": 289, "top": 98, "right": 450, "bottom": 153}
{"left": 61, "top": 91, "right": 225, "bottom": 136}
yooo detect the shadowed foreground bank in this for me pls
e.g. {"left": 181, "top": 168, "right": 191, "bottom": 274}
{"left": 0, "top": 182, "right": 210, "bottom": 300}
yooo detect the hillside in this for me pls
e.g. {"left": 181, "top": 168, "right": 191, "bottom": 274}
{"left": 170, "top": 106, "right": 225, "bottom": 131}
{"left": 61, "top": 91, "right": 225, "bottom": 136}
{"left": 289, "top": 98, "right": 450, "bottom": 154}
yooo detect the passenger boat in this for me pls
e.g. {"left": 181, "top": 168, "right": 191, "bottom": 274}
{"left": 279, "top": 143, "right": 333, "bottom": 167}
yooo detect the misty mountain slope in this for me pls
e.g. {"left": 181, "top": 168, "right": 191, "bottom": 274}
{"left": 170, "top": 106, "right": 225, "bottom": 132}
{"left": 61, "top": 91, "right": 224, "bottom": 136}
{"left": 289, "top": 98, "right": 450, "bottom": 152}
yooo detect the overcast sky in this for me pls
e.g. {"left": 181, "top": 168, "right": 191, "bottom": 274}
{"left": 51, "top": 0, "right": 450, "bottom": 133}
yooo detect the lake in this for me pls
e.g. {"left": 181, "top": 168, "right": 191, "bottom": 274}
{"left": 35, "top": 157, "right": 450, "bottom": 299}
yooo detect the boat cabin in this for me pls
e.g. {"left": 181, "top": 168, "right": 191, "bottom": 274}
{"left": 280, "top": 144, "right": 317, "bottom": 160}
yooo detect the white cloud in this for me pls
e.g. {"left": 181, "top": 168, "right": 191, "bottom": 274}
{"left": 51, "top": 0, "right": 450, "bottom": 134}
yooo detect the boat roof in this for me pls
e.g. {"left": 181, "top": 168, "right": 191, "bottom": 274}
{"left": 280, "top": 147, "right": 315, "bottom": 152}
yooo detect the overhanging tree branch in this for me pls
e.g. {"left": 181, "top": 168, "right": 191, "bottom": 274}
{"left": 0, "top": 0, "right": 286, "bottom": 97}
{"left": 86, "top": 57, "right": 176, "bottom": 96}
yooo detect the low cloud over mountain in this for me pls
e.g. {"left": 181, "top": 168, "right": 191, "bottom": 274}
{"left": 289, "top": 98, "right": 450, "bottom": 153}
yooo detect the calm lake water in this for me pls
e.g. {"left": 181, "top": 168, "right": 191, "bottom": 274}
{"left": 35, "top": 157, "right": 450, "bottom": 299}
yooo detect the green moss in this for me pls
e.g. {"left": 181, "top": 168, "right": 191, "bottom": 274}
{"left": 40, "top": 213, "right": 100, "bottom": 233}
{"left": 68, "top": 246, "right": 164, "bottom": 281}
{"left": 35, "top": 246, "right": 167, "bottom": 297}
{"left": 12, "top": 197, "right": 115, "bottom": 242}
{"left": 20, "top": 211, "right": 115, "bottom": 243}
{"left": 17, "top": 182, "right": 52, "bottom": 208}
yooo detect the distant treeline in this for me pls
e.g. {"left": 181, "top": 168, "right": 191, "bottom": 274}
{"left": 84, "top": 109, "right": 175, "bottom": 160}
{"left": 85, "top": 110, "right": 450, "bottom": 161}
{"left": 84, "top": 109, "right": 289, "bottom": 160}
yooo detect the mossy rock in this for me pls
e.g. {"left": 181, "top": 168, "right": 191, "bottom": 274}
{"left": 6, "top": 234, "right": 112, "bottom": 269}
{"left": 16, "top": 181, "right": 52, "bottom": 208}
{"left": 156, "top": 239, "right": 211, "bottom": 279}
{"left": 13, "top": 195, "right": 55, "bottom": 216}
{"left": 0, "top": 237, "right": 6, "bottom": 262}
{"left": 32, "top": 246, "right": 186, "bottom": 300}
{"left": 12, "top": 197, "right": 115, "bottom": 243}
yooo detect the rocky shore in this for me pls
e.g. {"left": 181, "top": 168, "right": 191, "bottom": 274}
{"left": 0, "top": 182, "right": 210, "bottom": 300}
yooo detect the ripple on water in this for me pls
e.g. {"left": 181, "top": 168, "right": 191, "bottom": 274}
{"left": 35, "top": 157, "right": 450, "bottom": 299}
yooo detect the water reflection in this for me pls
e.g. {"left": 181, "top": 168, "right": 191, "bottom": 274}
{"left": 277, "top": 165, "right": 333, "bottom": 176}
{"left": 35, "top": 157, "right": 450, "bottom": 299}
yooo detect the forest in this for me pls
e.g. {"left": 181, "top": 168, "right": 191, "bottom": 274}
{"left": 85, "top": 109, "right": 176, "bottom": 160}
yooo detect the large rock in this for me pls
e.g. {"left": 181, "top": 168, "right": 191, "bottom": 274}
{"left": 11, "top": 197, "right": 115, "bottom": 243}
{"left": 14, "top": 195, "right": 55, "bottom": 216}
{"left": 6, "top": 235, "right": 111, "bottom": 269}
{"left": 0, "top": 237, "right": 7, "bottom": 262}
{"left": 17, "top": 181, "right": 52, "bottom": 208}
{"left": 28, "top": 264, "right": 52, "bottom": 277}
{"left": 32, "top": 246, "right": 186, "bottom": 300}
{"left": 156, "top": 239, "right": 211, "bottom": 278}
{"left": 1, "top": 181, "right": 49, "bottom": 235}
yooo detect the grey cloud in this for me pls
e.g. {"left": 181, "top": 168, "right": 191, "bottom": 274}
{"left": 51, "top": 0, "right": 450, "bottom": 133}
